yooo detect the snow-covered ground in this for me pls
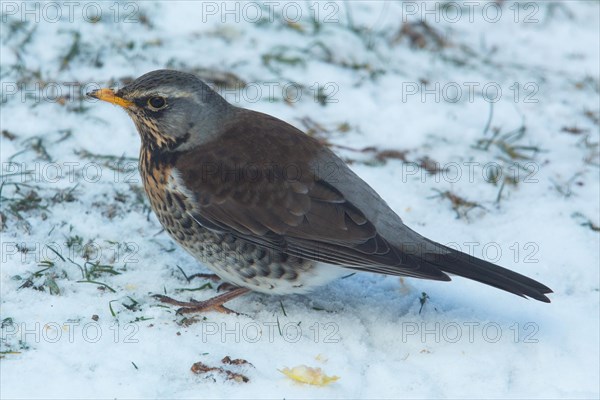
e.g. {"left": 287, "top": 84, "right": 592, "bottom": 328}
{"left": 1, "top": 1, "right": 599, "bottom": 398}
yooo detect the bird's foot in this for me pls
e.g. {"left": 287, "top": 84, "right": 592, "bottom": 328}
{"left": 153, "top": 287, "right": 250, "bottom": 315}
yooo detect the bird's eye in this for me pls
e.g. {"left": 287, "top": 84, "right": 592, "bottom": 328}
{"left": 147, "top": 96, "right": 166, "bottom": 110}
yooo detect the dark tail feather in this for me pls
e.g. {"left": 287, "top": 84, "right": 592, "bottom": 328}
{"left": 424, "top": 243, "right": 553, "bottom": 303}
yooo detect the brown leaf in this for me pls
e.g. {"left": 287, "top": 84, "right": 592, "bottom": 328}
{"left": 221, "top": 356, "right": 253, "bottom": 367}
{"left": 191, "top": 361, "right": 250, "bottom": 383}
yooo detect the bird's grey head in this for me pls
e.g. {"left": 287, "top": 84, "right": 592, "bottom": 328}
{"left": 88, "top": 69, "right": 233, "bottom": 152}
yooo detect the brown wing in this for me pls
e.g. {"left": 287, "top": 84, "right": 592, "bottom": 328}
{"left": 175, "top": 110, "right": 450, "bottom": 280}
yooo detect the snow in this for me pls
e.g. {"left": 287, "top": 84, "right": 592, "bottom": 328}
{"left": 1, "top": 1, "right": 599, "bottom": 398}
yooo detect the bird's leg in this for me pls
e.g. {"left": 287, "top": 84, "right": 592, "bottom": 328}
{"left": 153, "top": 287, "right": 250, "bottom": 314}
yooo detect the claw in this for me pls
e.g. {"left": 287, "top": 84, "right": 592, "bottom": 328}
{"left": 152, "top": 294, "right": 199, "bottom": 307}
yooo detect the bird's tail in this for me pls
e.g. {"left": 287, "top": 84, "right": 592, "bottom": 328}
{"left": 422, "top": 241, "right": 552, "bottom": 303}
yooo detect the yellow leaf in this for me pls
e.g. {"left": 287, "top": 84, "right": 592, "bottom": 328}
{"left": 279, "top": 365, "right": 339, "bottom": 386}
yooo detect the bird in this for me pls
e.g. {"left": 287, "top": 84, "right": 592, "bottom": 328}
{"left": 87, "top": 69, "right": 552, "bottom": 313}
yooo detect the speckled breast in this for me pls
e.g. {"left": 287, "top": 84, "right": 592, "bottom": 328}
{"left": 138, "top": 154, "right": 323, "bottom": 294}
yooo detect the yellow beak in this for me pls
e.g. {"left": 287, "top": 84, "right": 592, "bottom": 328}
{"left": 87, "top": 88, "right": 134, "bottom": 108}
